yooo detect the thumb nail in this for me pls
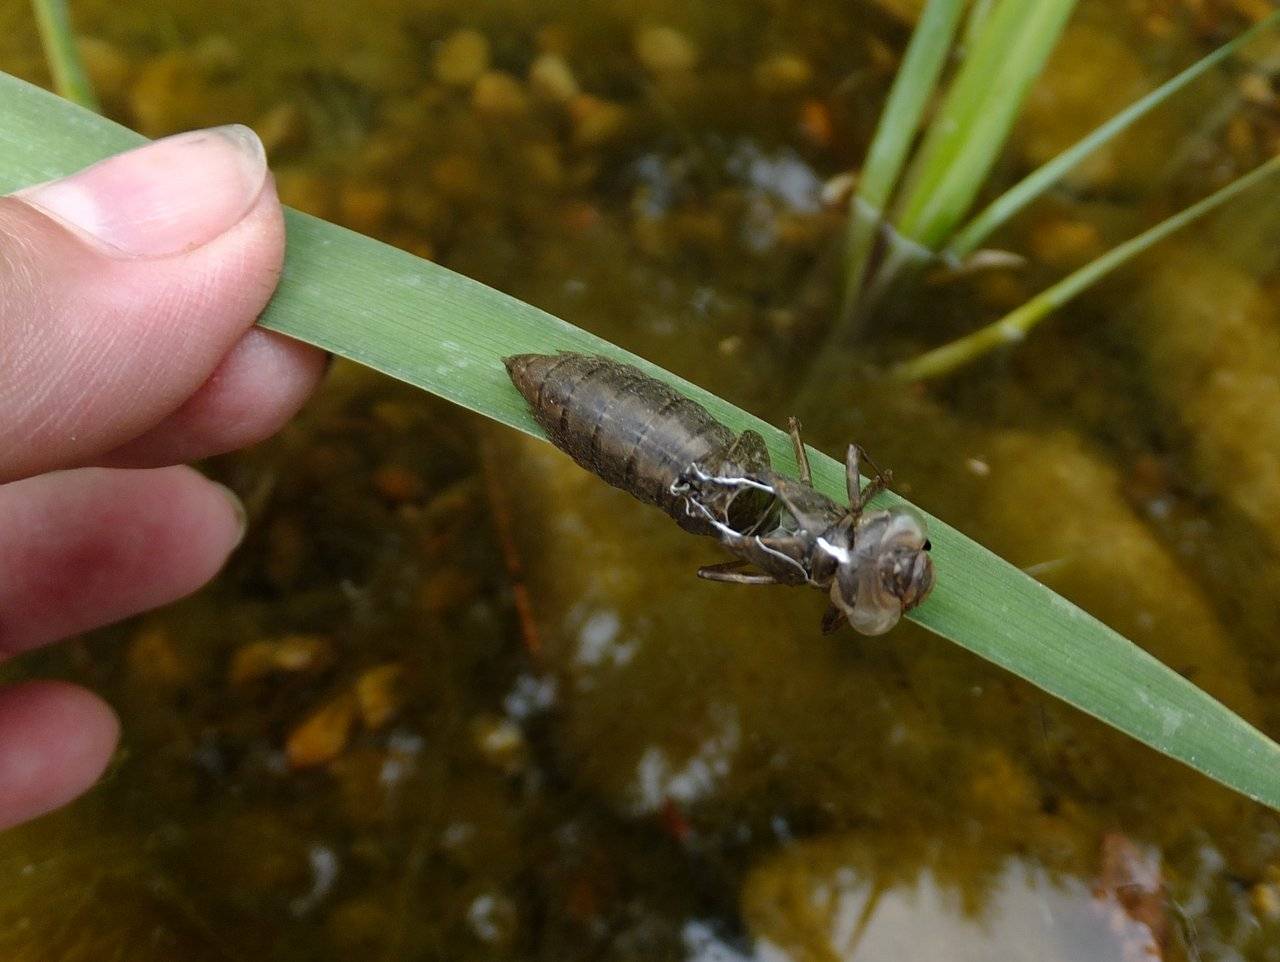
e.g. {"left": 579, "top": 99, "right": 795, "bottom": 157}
{"left": 16, "top": 125, "right": 267, "bottom": 258}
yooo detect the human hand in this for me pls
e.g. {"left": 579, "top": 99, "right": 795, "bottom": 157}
{"left": 0, "top": 126, "right": 326, "bottom": 829}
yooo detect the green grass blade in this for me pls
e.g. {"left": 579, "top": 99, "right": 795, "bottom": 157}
{"left": 947, "top": 10, "right": 1280, "bottom": 258}
{"left": 840, "top": 0, "right": 967, "bottom": 321}
{"left": 29, "top": 0, "right": 99, "bottom": 111}
{"left": 893, "top": 151, "right": 1280, "bottom": 382}
{"left": 959, "top": 0, "right": 996, "bottom": 51}
{"left": 4, "top": 71, "right": 1280, "bottom": 811}
{"left": 893, "top": 0, "right": 1077, "bottom": 249}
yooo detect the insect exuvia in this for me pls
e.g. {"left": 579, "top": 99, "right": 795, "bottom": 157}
{"left": 504, "top": 352, "right": 935, "bottom": 635}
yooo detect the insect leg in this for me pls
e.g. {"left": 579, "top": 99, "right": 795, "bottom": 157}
{"left": 821, "top": 603, "right": 847, "bottom": 635}
{"left": 846, "top": 443, "right": 894, "bottom": 510}
{"left": 697, "top": 561, "right": 780, "bottom": 585}
{"left": 786, "top": 417, "right": 812, "bottom": 485}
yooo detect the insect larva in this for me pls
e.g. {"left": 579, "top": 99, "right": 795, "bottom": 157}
{"left": 505, "top": 352, "right": 934, "bottom": 634}
{"left": 504, "top": 352, "right": 773, "bottom": 534}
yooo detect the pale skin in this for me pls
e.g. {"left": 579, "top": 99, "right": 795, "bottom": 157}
{"left": 0, "top": 126, "right": 325, "bottom": 829}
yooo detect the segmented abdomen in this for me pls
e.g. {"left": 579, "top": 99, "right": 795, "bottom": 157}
{"left": 505, "top": 353, "right": 738, "bottom": 533}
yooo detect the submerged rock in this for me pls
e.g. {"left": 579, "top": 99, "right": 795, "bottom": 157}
{"left": 286, "top": 693, "right": 358, "bottom": 769}
{"left": 741, "top": 832, "right": 1165, "bottom": 962}
{"left": 528, "top": 53, "right": 579, "bottom": 103}
{"left": 1015, "top": 22, "right": 1178, "bottom": 192}
{"left": 433, "top": 29, "right": 491, "bottom": 88}
{"left": 634, "top": 25, "right": 699, "bottom": 76}
{"left": 1130, "top": 246, "right": 1280, "bottom": 547}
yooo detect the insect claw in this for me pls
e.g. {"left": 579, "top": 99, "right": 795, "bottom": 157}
{"left": 821, "top": 604, "right": 847, "bottom": 635}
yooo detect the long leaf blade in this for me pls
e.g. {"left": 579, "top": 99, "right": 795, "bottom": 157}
{"left": 894, "top": 152, "right": 1280, "bottom": 382}
{"left": 893, "top": 0, "right": 1077, "bottom": 249}
{"left": 29, "top": 0, "right": 98, "bottom": 111}
{"left": 946, "top": 9, "right": 1280, "bottom": 258}
{"left": 840, "top": 0, "right": 967, "bottom": 319}
{"left": 3, "top": 72, "right": 1280, "bottom": 810}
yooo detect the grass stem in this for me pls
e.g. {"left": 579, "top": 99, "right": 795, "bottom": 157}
{"left": 30, "top": 0, "right": 98, "bottom": 111}
{"left": 891, "top": 0, "right": 1078, "bottom": 250}
{"left": 946, "top": 9, "right": 1280, "bottom": 259}
{"left": 838, "top": 0, "right": 967, "bottom": 326}
{"left": 892, "top": 152, "right": 1280, "bottom": 382}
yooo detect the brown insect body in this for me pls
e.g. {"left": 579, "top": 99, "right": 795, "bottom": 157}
{"left": 505, "top": 352, "right": 934, "bottom": 635}
{"left": 505, "top": 353, "right": 773, "bottom": 534}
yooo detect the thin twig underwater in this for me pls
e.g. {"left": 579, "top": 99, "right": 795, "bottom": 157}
{"left": 504, "top": 352, "right": 935, "bottom": 635}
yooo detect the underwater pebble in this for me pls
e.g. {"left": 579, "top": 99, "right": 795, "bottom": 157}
{"left": 1029, "top": 217, "right": 1101, "bottom": 267}
{"left": 470, "top": 715, "right": 527, "bottom": 774}
{"left": 434, "top": 29, "right": 491, "bottom": 88}
{"left": 472, "top": 71, "right": 530, "bottom": 117}
{"left": 754, "top": 53, "right": 813, "bottom": 93}
{"left": 286, "top": 693, "right": 358, "bottom": 769}
{"left": 430, "top": 153, "right": 486, "bottom": 201}
{"left": 521, "top": 142, "right": 565, "bottom": 189}
{"left": 371, "top": 463, "right": 426, "bottom": 503}
{"left": 189, "top": 34, "right": 240, "bottom": 75}
{"left": 570, "top": 94, "right": 628, "bottom": 148}
{"left": 1017, "top": 24, "right": 1156, "bottom": 191}
{"left": 355, "top": 664, "right": 406, "bottom": 730}
{"left": 467, "top": 891, "right": 519, "bottom": 946}
{"left": 1131, "top": 248, "right": 1280, "bottom": 548}
{"left": 528, "top": 53, "right": 579, "bottom": 103}
{"left": 798, "top": 99, "right": 833, "bottom": 147}
{"left": 231, "top": 635, "right": 335, "bottom": 687}
{"left": 1238, "top": 72, "right": 1275, "bottom": 107}
{"left": 126, "top": 625, "right": 189, "bottom": 687}
{"left": 634, "top": 25, "right": 699, "bottom": 75}
{"left": 1252, "top": 876, "right": 1280, "bottom": 920}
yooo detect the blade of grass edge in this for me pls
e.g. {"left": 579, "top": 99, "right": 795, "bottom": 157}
{"left": 946, "top": 9, "right": 1280, "bottom": 259}
{"left": 3, "top": 71, "right": 1279, "bottom": 811}
{"left": 29, "top": 0, "right": 98, "bottom": 111}
{"left": 839, "top": 0, "right": 967, "bottom": 323}
{"left": 893, "top": 0, "right": 1077, "bottom": 249}
{"left": 892, "top": 151, "right": 1280, "bottom": 382}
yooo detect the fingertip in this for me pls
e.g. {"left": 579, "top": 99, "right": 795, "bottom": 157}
{"left": 0, "top": 466, "right": 249, "bottom": 655}
{"left": 0, "top": 171, "right": 287, "bottom": 481}
{"left": 98, "top": 327, "right": 326, "bottom": 469}
{"left": 0, "top": 681, "right": 120, "bottom": 830}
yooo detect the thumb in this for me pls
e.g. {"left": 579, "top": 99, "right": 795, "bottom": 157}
{"left": 0, "top": 126, "right": 285, "bottom": 482}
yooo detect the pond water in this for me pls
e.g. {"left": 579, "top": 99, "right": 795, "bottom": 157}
{"left": 3, "top": 0, "right": 1280, "bottom": 959}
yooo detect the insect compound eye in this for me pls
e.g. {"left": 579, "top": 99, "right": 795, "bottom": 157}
{"left": 923, "top": 539, "right": 932, "bottom": 551}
